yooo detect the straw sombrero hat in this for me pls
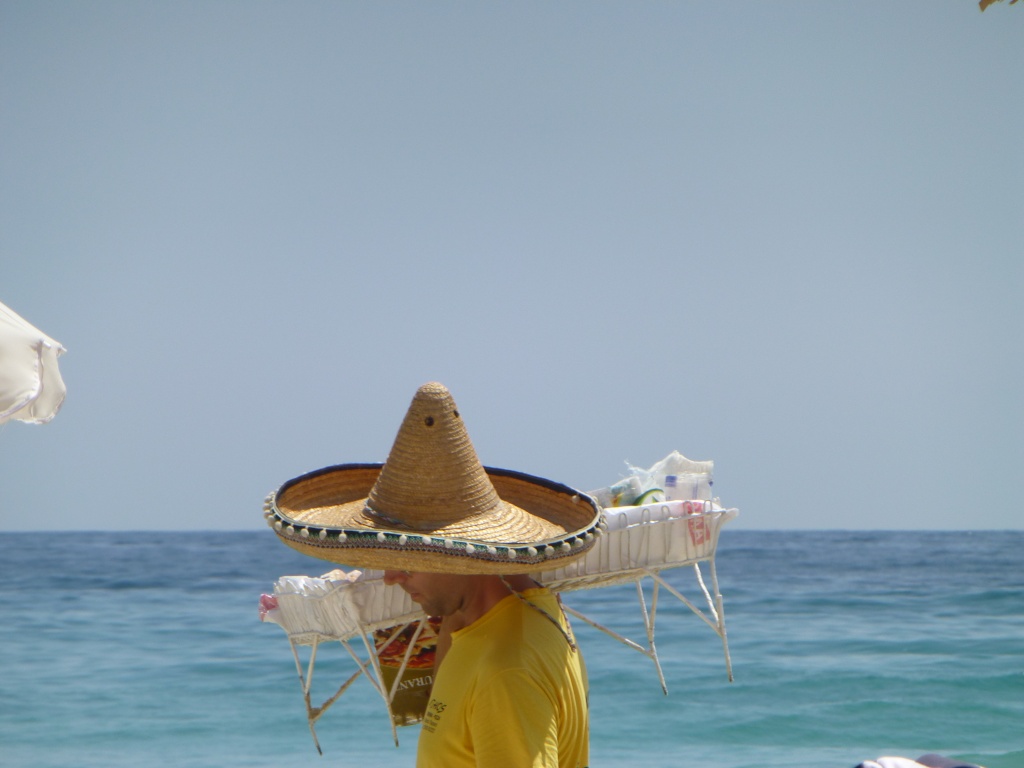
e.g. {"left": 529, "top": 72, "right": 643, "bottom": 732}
{"left": 264, "top": 382, "right": 604, "bottom": 574}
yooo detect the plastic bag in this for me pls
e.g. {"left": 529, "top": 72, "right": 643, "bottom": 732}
{"left": 589, "top": 450, "right": 714, "bottom": 508}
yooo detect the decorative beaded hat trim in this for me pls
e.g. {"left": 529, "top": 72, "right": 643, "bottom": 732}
{"left": 265, "top": 498, "right": 605, "bottom": 565}
{"left": 265, "top": 464, "right": 605, "bottom": 573}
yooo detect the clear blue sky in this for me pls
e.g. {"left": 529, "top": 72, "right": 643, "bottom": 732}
{"left": 2, "top": 2, "right": 1021, "bottom": 531}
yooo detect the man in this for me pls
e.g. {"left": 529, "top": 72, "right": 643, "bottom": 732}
{"left": 383, "top": 569, "right": 589, "bottom": 768}
{"left": 268, "top": 382, "right": 602, "bottom": 767}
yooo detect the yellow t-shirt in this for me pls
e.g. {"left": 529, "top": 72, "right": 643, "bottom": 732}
{"left": 417, "top": 587, "right": 589, "bottom": 768}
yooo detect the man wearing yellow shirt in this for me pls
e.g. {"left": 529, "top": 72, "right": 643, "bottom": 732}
{"left": 383, "top": 569, "right": 589, "bottom": 768}
{"left": 269, "top": 382, "right": 603, "bottom": 767}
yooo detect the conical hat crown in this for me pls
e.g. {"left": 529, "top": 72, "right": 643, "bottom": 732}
{"left": 365, "top": 382, "right": 506, "bottom": 531}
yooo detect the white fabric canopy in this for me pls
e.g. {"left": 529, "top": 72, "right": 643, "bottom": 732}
{"left": 0, "top": 300, "right": 67, "bottom": 425}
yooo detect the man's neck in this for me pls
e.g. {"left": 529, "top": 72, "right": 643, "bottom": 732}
{"left": 450, "top": 574, "right": 539, "bottom": 630}
{"left": 435, "top": 574, "right": 543, "bottom": 670}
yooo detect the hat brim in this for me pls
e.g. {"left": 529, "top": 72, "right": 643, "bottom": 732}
{"left": 265, "top": 463, "right": 604, "bottom": 574}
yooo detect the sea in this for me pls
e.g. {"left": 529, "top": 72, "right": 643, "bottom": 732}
{"left": 1, "top": 530, "right": 1021, "bottom": 768}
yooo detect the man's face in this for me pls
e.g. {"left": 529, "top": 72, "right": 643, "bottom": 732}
{"left": 382, "top": 570, "right": 470, "bottom": 618}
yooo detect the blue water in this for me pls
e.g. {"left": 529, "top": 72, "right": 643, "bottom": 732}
{"left": 1, "top": 530, "right": 1021, "bottom": 768}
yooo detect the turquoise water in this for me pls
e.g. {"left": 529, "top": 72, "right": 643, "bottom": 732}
{"left": 1, "top": 530, "right": 1020, "bottom": 768}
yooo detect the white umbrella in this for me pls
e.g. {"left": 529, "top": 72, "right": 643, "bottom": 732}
{"left": 0, "top": 300, "right": 67, "bottom": 425}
